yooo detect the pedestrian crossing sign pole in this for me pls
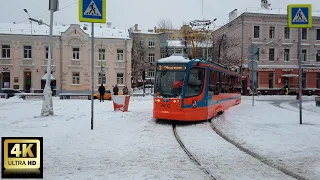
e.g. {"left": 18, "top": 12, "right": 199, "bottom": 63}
{"left": 79, "top": 0, "right": 106, "bottom": 130}
{"left": 287, "top": 4, "right": 312, "bottom": 125}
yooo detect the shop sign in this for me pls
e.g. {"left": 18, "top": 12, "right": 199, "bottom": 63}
{"left": 257, "top": 68, "right": 275, "bottom": 72}
{"left": 282, "top": 68, "right": 294, "bottom": 72}
{"left": 303, "top": 69, "right": 320, "bottom": 73}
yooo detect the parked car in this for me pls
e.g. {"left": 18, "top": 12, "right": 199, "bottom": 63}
{"left": 0, "top": 88, "right": 23, "bottom": 98}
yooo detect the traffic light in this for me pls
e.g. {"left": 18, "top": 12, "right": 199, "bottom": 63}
{"left": 165, "top": 46, "right": 169, "bottom": 57}
{"left": 142, "top": 71, "right": 145, "bottom": 80}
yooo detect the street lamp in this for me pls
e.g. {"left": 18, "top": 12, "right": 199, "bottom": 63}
{"left": 23, "top": 9, "right": 32, "bottom": 35}
{"left": 26, "top": 0, "right": 58, "bottom": 116}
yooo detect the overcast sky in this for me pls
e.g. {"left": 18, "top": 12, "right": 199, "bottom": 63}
{"left": 0, "top": 0, "right": 319, "bottom": 30}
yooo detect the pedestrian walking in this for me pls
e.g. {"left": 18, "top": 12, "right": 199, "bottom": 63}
{"left": 113, "top": 84, "right": 119, "bottom": 96}
{"left": 98, "top": 84, "right": 105, "bottom": 102}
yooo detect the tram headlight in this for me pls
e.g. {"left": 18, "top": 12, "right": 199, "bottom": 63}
{"left": 155, "top": 99, "right": 160, "bottom": 103}
{"left": 173, "top": 100, "right": 180, "bottom": 103}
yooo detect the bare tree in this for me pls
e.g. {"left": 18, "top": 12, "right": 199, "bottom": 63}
{"left": 212, "top": 34, "right": 241, "bottom": 67}
{"left": 157, "top": 19, "right": 174, "bottom": 33}
{"left": 131, "top": 34, "right": 151, "bottom": 86}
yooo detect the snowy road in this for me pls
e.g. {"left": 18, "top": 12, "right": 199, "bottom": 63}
{"left": 176, "top": 122, "right": 295, "bottom": 180}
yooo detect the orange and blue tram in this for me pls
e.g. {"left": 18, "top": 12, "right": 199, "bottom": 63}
{"left": 153, "top": 56, "right": 242, "bottom": 121}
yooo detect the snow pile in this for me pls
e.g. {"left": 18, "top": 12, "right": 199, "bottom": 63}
{"left": 213, "top": 98, "right": 320, "bottom": 180}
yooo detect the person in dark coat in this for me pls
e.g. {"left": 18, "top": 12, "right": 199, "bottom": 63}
{"left": 113, "top": 84, "right": 119, "bottom": 95}
{"left": 123, "top": 86, "right": 128, "bottom": 95}
{"left": 98, "top": 84, "right": 106, "bottom": 102}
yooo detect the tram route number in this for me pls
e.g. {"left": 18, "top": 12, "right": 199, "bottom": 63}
{"left": 160, "top": 103, "right": 171, "bottom": 108}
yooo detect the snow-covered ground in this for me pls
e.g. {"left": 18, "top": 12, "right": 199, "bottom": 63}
{"left": 213, "top": 96, "right": 320, "bottom": 180}
{"left": 1, "top": 95, "right": 319, "bottom": 179}
{"left": 0, "top": 97, "right": 207, "bottom": 180}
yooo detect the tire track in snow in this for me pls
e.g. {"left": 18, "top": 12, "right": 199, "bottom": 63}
{"left": 172, "top": 124, "right": 218, "bottom": 180}
{"left": 210, "top": 115, "right": 307, "bottom": 180}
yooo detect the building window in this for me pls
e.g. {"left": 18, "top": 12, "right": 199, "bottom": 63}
{"left": 256, "top": 48, "right": 260, "bottom": 61}
{"left": 148, "top": 40, "right": 155, "bottom": 47}
{"left": 302, "top": 29, "right": 307, "bottom": 40}
{"left": 269, "top": 26, "right": 275, "bottom": 39}
{"left": 253, "top": 26, "right": 260, "bottom": 38}
{"left": 302, "top": 73, "right": 307, "bottom": 88}
{"left": 1, "top": 45, "right": 10, "bottom": 58}
{"left": 317, "top": 73, "right": 320, "bottom": 89}
{"left": 140, "top": 56, "right": 144, "bottom": 61}
{"left": 269, "top": 72, "right": 274, "bottom": 88}
{"left": 45, "top": 46, "right": 53, "bottom": 59}
{"left": 117, "top": 49, "right": 124, "bottom": 61}
{"left": 284, "top": 27, "right": 290, "bottom": 39}
{"left": 175, "top": 48, "right": 182, "bottom": 54}
{"left": 148, "top": 71, "right": 155, "bottom": 77}
{"left": 302, "top": 49, "right": 307, "bottom": 61}
{"left": 284, "top": 49, "right": 290, "bottom": 61}
{"left": 98, "top": 72, "right": 106, "bottom": 84}
{"left": 269, "top": 48, "right": 275, "bottom": 61}
{"left": 160, "top": 53, "right": 166, "bottom": 58}
{"left": 139, "top": 40, "right": 144, "bottom": 46}
{"left": 72, "top": 72, "right": 80, "bottom": 84}
{"left": 317, "top": 50, "right": 320, "bottom": 62}
{"left": 317, "top": 29, "right": 320, "bottom": 40}
{"left": 148, "top": 53, "right": 155, "bottom": 63}
{"left": 72, "top": 48, "right": 80, "bottom": 60}
{"left": 23, "top": 45, "right": 32, "bottom": 59}
{"left": 99, "top": 49, "right": 105, "bottom": 60}
{"left": 116, "top": 73, "right": 124, "bottom": 84}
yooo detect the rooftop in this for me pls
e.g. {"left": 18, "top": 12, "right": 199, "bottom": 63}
{"left": 0, "top": 22, "right": 130, "bottom": 39}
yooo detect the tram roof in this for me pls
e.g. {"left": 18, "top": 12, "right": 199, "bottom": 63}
{"left": 157, "top": 56, "right": 190, "bottom": 64}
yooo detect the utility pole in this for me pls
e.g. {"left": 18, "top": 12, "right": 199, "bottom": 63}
{"left": 40, "top": 0, "right": 58, "bottom": 116}
{"left": 100, "top": 41, "right": 103, "bottom": 85}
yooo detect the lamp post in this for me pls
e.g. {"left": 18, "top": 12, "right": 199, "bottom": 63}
{"left": 23, "top": 9, "right": 32, "bottom": 35}
{"left": 26, "top": 0, "right": 58, "bottom": 116}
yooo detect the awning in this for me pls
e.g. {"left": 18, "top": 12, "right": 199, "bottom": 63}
{"left": 281, "top": 74, "right": 298, "bottom": 78}
{"left": 41, "top": 73, "right": 55, "bottom": 80}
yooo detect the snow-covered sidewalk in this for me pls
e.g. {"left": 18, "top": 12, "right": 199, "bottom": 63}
{"left": 212, "top": 96, "right": 320, "bottom": 180}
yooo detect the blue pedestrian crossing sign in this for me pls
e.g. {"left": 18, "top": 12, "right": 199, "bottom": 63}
{"left": 79, "top": 0, "right": 106, "bottom": 23}
{"left": 287, "top": 4, "right": 312, "bottom": 28}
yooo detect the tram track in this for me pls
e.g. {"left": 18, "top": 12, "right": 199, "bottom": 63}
{"left": 209, "top": 115, "right": 307, "bottom": 180}
{"left": 172, "top": 124, "right": 218, "bottom": 180}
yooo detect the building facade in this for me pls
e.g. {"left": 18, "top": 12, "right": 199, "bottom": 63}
{"left": 130, "top": 24, "right": 161, "bottom": 84}
{"left": 213, "top": 12, "right": 320, "bottom": 95}
{"left": 0, "top": 23, "right": 132, "bottom": 94}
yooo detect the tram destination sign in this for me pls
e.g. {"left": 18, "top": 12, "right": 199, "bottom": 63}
{"left": 157, "top": 64, "right": 187, "bottom": 71}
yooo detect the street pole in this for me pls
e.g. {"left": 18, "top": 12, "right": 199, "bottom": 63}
{"left": 298, "top": 28, "right": 302, "bottom": 124}
{"left": 100, "top": 41, "right": 103, "bottom": 84}
{"left": 0, "top": 71, "right": 2, "bottom": 91}
{"left": 41, "top": 0, "right": 57, "bottom": 116}
{"left": 91, "top": 23, "right": 95, "bottom": 130}
{"left": 251, "top": 63, "right": 254, "bottom": 107}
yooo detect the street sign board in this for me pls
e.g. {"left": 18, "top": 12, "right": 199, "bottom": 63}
{"left": 287, "top": 4, "right": 312, "bottom": 28}
{"left": 248, "top": 44, "right": 258, "bottom": 55}
{"left": 248, "top": 54, "right": 258, "bottom": 61}
{"left": 79, "top": 0, "right": 106, "bottom": 23}
{"left": 248, "top": 60, "right": 258, "bottom": 71}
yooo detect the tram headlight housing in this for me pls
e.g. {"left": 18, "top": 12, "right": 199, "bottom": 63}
{"left": 173, "top": 100, "right": 180, "bottom": 103}
{"left": 192, "top": 100, "right": 197, "bottom": 108}
{"left": 155, "top": 99, "right": 160, "bottom": 103}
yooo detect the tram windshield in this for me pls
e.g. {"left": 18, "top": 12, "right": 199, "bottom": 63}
{"left": 155, "top": 63, "right": 187, "bottom": 98}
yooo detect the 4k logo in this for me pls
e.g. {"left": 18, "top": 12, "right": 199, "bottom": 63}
{"left": 2, "top": 137, "right": 43, "bottom": 178}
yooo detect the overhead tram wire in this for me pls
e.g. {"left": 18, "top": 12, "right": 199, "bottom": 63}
{"left": 0, "top": 0, "right": 78, "bottom": 30}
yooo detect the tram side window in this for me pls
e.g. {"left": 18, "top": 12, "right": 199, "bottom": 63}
{"left": 209, "top": 70, "right": 216, "bottom": 95}
{"left": 185, "top": 68, "right": 205, "bottom": 97}
{"left": 216, "top": 71, "right": 222, "bottom": 94}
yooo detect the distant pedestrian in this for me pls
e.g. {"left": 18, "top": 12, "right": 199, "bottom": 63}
{"left": 98, "top": 84, "right": 105, "bottom": 102}
{"left": 123, "top": 86, "right": 128, "bottom": 95}
{"left": 113, "top": 84, "right": 119, "bottom": 95}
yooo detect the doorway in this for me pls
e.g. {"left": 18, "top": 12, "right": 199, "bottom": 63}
{"left": 0, "top": 72, "right": 10, "bottom": 88}
{"left": 283, "top": 77, "right": 290, "bottom": 89}
{"left": 24, "top": 71, "right": 32, "bottom": 92}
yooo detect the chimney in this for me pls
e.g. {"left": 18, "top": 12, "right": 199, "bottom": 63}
{"left": 154, "top": 26, "right": 157, "bottom": 33}
{"left": 134, "top": 24, "right": 138, "bottom": 31}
